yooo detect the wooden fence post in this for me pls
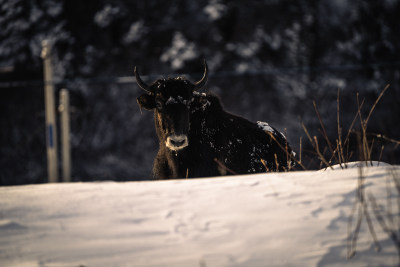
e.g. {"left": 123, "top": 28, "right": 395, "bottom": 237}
{"left": 41, "top": 40, "right": 59, "bottom": 183}
{"left": 59, "top": 89, "right": 71, "bottom": 182}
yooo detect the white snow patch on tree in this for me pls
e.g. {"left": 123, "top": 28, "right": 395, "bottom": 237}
{"left": 94, "top": 4, "right": 120, "bottom": 28}
{"left": 203, "top": 0, "right": 227, "bottom": 21}
{"left": 123, "top": 21, "right": 147, "bottom": 44}
{"left": 160, "top": 32, "right": 198, "bottom": 70}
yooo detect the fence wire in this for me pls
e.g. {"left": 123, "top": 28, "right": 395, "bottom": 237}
{"left": 1, "top": 61, "right": 400, "bottom": 88}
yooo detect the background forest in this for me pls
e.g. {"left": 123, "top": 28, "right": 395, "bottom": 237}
{"left": 1, "top": 0, "right": 400, "bottom": 185}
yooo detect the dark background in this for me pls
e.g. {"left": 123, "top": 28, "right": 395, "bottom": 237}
{"left": 1, "top": 0, "right": 399, "bottom": 185}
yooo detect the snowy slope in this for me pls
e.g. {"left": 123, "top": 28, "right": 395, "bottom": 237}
{"left": 1, "top": 163, "right": 399, "bottom": 267}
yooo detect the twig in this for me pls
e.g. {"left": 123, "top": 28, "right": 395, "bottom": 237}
{"left": 261, "top": 159, "right": 270, "bottom": 172}
{"left": 343, "top": 98, "right": 365, "bottom": 148}
{"left": 359, "top": 85, "right": 389, "bottom": 163}
{"left": 266, "top": 131, "right": 307, "bottom": 170}
{"left": 313, "top": 136, "right": 333, "bottom": 169}
{"left": 301, "top": 121, "right": 315, "bottom": 149}
{"left": 367, "top": 133, "right": 400, "bottom": 146}
{"left": 337, "top": 88, "right": 346, "bottom": 168}
{"left": 274, "top": 154, "right": 279, "bottom": 172}
{"left": 365, "top": 84, "right": 390, "bottom": 126}
{"left": 378, "top": 145, "right": 384, "bottom": 166}
{"left": 284, "top": 128, "right": 290, "bottom": 171}
{"left": 213, "top": 158, "right": 238, "bottom": 175}
{"left": 313, "top": 100, "right": 336, "bottom": 157}
{"left": 356, "top": 94, "right": 369, "bottom": 163}
{"left": 368, "top": 139, "right": 375, "bottom": 166}
{"left": 299, "top": 136, "right": 302, "bottom": 166}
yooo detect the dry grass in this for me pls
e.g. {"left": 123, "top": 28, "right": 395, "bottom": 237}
{"left": 299, "top": 84, "right": 398, "bottom": 170}
{"left": 298, "top": 84, "right": 400, "bottom": 262}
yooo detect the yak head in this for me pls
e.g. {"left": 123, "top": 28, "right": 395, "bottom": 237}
{"left": 135, "top": 61, "right": 208, "bottom": 151}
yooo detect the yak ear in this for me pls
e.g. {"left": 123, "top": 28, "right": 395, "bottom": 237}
{"left": 137, "top": 94, "right": 156, "bottom": 110}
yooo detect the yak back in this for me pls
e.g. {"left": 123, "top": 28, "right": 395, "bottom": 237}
{"left": 186, "top": 93, "right": 292, "bottom": 176}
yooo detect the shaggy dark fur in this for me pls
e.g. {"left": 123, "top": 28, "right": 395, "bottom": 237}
{"left": 137, "top": 75, "right": 294, "bottom": 179}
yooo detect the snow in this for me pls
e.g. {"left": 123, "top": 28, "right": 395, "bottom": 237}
{"left": 204, "top": 0, "right": 227, "bottom": 21}
{"left": 165, "top": 96, "right": 178, "bottom": 105}
{"left": 319, "top": 161, "right": 393, "bottom": 171}
{"left": 160, "top": 32, "right": 198, "bottom": 70}
{"left": 257, "top": 121, "right": 274, "bottom": 133}
{"left": 123, "top": 21, "right": 147, "bottom": 44}
{"left": 93, "top": 5, "right": 121, "bottom": 28}
{"left": 165, "top": 96, "right": 189, "bottom": 106}
{"left": 1, "top": 164, "right": 399, "bottom": 266}
{"left": 193, "top": 91, "right": 207, "bottom": 97}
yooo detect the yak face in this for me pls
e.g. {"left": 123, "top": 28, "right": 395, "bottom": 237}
{"left": 136, "top": 61, "right": 208, "bottom": 151}
{"left": 141, "top": 78, "right": 193, "bottom": 151}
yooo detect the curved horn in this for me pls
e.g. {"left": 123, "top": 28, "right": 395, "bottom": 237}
{"left": 134, "top": 66, "right": 152, "bottom": 93}
{"left": 194, "top": 60, "right": 208, "bottom": 91}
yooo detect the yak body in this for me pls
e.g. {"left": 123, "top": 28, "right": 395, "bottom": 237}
{"left": 136, "top": 63, "right": 294, "bottom": 179}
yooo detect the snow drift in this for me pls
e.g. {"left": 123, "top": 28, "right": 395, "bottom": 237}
{"left": 1, "top": 163, "right": 399, "bottom": 266}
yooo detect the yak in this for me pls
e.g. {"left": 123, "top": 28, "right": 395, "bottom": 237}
{"left": 135, "top": 60, "right": 295, "bottom": 179}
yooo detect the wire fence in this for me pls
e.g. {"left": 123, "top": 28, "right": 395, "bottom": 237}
{"left": 1, "top": 61, "right": 400, "bottom": 88}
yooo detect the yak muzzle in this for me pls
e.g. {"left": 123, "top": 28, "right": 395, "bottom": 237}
{"left": 166, "top": 134, "right": 189, "bottom": 151}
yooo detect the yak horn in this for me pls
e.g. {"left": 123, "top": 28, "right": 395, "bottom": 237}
{"left": 134, "top": 66, "right": 152, "bottom": 93}
{"left": 194, "top": 60, "right": 208, "bottom": 91}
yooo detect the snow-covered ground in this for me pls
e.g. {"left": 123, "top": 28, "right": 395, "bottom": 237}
{"left": 1, "top": 163, "right": 399, "bottom": 267}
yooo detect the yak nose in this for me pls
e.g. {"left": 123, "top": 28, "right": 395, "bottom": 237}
{"left": 166, "top": 134, "right": 189, "bottom": 151}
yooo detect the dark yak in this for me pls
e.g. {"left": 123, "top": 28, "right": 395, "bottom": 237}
{"left": 135, "top": 61, "right": 295, "bottom": 179}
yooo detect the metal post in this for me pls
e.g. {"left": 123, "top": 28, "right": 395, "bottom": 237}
{"left": 41, "top": 40, "right": 59, "bottom": 183}
{"left": 59, "top": 89, "right": 71, "bottom": 182}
